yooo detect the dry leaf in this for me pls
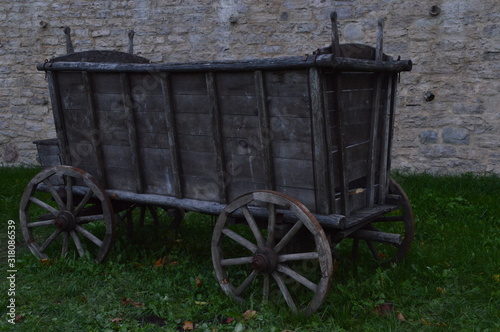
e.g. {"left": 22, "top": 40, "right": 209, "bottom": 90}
{"left": 110, "top": 317, "right": 123, "bottom": 323}
{"left": 40, "top": 258, "right": 51, "bottom": 266}
{"left": 373, "top": 302, "right": 394, "bottom": 316}
{"left": 121, "top": 297, "right": 132, "bottom": 306}
{"left": 436, "top": 287, "right": 447, "bottom": 294}
{"left": 182, "top": 320, "right": 195, "bottom": 330}
{"left": 242, "top": 309, "right": 257, "bottom": 320}
{"left": 195, "top": 301, "right": 208, "bottom": 305}
{"left": 15, "top": 315, "right": 25, "bottom": 323}
{"left": 155, "top": 256, "right": 169, "bottom": 267}
{"left": 396, "top": 311, "right": 406, "bottom": 322}
{"left": 221, "top": 278, "right": 228, "bottom": 284}
{"left": 421, "top": 318, "right": 432, "bottom": 326}
{"left": 195, "top": 276, "right": 203, "bottom": 288}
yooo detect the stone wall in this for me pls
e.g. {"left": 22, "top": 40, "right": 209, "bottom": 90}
{"left": 1, "top": 0, "right": 498, "bottom": 174}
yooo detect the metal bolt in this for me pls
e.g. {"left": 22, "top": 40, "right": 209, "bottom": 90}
{"left": 424, "top": 92, "right": 435, "bottom": 102}
{"left": 430, "top": 5, "right": 441, "bottom": 16}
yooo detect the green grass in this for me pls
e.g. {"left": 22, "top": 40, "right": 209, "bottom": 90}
{"left": 1, "top": 167, "right": 499, "bottom": 331}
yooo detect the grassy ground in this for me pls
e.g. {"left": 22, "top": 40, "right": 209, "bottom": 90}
{"left": 0, "top": 167, "right": 498, "bottom": 331}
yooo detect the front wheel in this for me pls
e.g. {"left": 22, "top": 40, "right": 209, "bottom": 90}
{"left": 211, "top": 190, "right": 333, "bottom": 315}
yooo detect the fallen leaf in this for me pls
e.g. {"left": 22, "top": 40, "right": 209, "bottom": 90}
{"left": 373, "top": 302, "right": 394, "bottom": 316}
{"left": 121, "top": 297, "right": 142, "bottom": 308}
{"left": 182, "top": 320, "right": 195, "bottom": 330}
{"left": 155, "top": 256, "right": 169, "bottom": 267}
{"left": 493, "top": 274, "right": 500, "bottom": 282}
{"left": 397, "top": 311, "right": 406, "bottom": 322}
{"left": 242, "top": 309, "right": 257, "bottom": 320}
{"left": 110, "top": 317, "right": 123, "bottom": 323}
{"left": 15, "top": 315, "right": 25, "bottom": 323}
{"left": 221, "top": 279, "right": 228, "bottom": 284}
{"left": 195, "top": 276, "right": 203, "bottom": 288}
{"left": 421, "top": 318, "right": 432, "bottom": 326}
{"left": 169, "top": 261, "right": 179, "bottom": 266}
{"left": 224, "top": 317, "right": 235, "bottom": 324}
{"left": 121, "top": 297, "right": 132, "bottom": 306}
{"left": 436, "top": 287, "right": 447, "bottom": 294}
{"left": 194, "top": 301, "right": 209, "bottom": 305}
{"left": 40, "top": 258, "right": 51, "bottom": 266}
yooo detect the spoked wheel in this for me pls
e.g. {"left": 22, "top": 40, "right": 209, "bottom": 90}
{"left": 19, "top": 166, "right": 115, "bottom": 263}
{"left": 212, "top": 190, "right": 333, "bottom": 315}
{"left": 352, "top": 178, "right": 415, "bottom": 263}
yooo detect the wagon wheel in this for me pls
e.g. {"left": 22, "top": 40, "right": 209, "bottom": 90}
{"left": 352, "top": 178, "right": 414, "bottom": 263}
{"left": 212, "top": 190, "right": 333, "bottom": 315}
{"left": 19, "top": 165, "right": 115, "bottom": 263}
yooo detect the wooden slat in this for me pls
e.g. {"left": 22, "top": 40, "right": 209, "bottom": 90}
{"left": 309, "top": 68, "right": 331, "bottom": 214}
{"left": 161, "top": 73, "right": 183, "bottom": 197}
{"left": 82, "top": 71, "right": 106, "bottom": 185}
{"left": 332, "top": 73, "right": 350, "bottom": 216}
{"left": 47, "top": 72, "right": 70, "bottom": 165}
{"left": 206, "top": 72, "right": 227, "bottom": 203}
{"left": 321, "top": 71, "right": 337, "bottom": 214}
{"left": 120, "top": 73, "right": 143, "bottom": 193}
{"left": 366, "top": 20, "right": 386, "bottom": 207}
{"left": 255, "top": 70, "right": 275, "bottom": 190}
{"left": 378, "top": 73, "right": 398, "bottom": 204}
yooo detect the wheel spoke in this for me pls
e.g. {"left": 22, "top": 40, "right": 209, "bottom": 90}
{"left": 65, "top": 175, "right": 74, "bottom": 210}
{"left": 43, "top": 179, "right": 65, "bottom": 210}
{"left": 75, "top": 225, "right": 103, "bottom": 247}
{"left": 29, "top": 196, "right": 59, "bottom": 216}
{"left": 235, "top": 269, "right": 258, "bottom": 296}
{"left": 39, "top": 229, "right": 62, "bottom": 253}
{"left": 73, "top": 189, "right": 93, "bottom": 215}
{"left": 263, "top": 274, "right": 270, "bottom": 302}
{"left": 273, "top": 220, "right": 303, "bottom": 253}
{"left": 276, "top": 264, "right": 317, "bottom": 292}
{"left": 70, "top": 231, "right": 85, "bottom": 257}
{"left": 278, "top": 252, "right": 319, "bottom": 262}
{"left": 76, "top": 214, "right": 104, "bottom": 224}
{"left": 366, "top": 240, "right": 382, "bottom": 261}
{"left": 272, "top": 271, "right": 297, "bottom": 312}
{"left": 241, "top": 206, "right": 265, "bottom": 247}
{"left": 27, "top": 219, "right": 55, "bottom": 228}
{"left": 222, "top": 228, "right": 258, "bottom": 253}
{"left": 220, "top": 256, "right": 253, "bottom": 266}
{"left": 61, "top": 232, "right": 69, "bottom": 257}
{"left": 266, "top": 203, "right": 276, "bottom": 247}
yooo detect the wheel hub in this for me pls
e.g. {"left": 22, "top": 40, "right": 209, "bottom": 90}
{"left": 54, "top": 210, "right": 76, "bottom": 232}
{"left": 252, "top": 247, "right": 278, "bottom": 273}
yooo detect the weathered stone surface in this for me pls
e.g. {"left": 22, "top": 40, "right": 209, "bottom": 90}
{"left": 0, "top": 0, "right": 498, "bottom": 174}
{"left": 442, "top": 126, "right": 470, "bottom": 145}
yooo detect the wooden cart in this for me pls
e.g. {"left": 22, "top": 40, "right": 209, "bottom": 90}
{"left": 20, "top": 13, "right": 413, "bottom": 314}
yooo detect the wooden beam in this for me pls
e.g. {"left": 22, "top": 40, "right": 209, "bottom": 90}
{"left": 332, "top": 73, "right": 350, "bottom": 216}
{"left": 160, "top": 73, "right": 183, "bottom": 198}
{"left": 206, "top": 72, "right": 227, "bottom": 203}
{"left": 46, "top": 72, "right": 70, "bottom": 165}
{"left": 120, "top": 73, "right": 143, "bottom": 193}
{"left": 81, "top": 71, "right": 106, "bottom": 186}
{"left": 309, "top": 67, "right": 331, "bottom": 214}
{"left": 254, "top": 70, "right": 275, "bottom": 190}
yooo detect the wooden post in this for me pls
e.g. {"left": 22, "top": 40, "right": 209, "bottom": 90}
{"left": 309, "top": 67, "right": 331, "bottom": 214}
{"left": 120, "top": 73, "right": 144, "bottom": 193}
{"left": 160, "top": 73, "right": 183, "bottom": 198}
{"left": 81, "top": 71, "right": 106, "bottom": 186}
{"left": 206, "top": 72, "right": 227, "bottom": 203}
{"left": 128, "top": 30, "right": 134, "bottom": 55}
{"left": 46, "top": 72, "right": 71, "bottom": 165}
{"left": 254, "top": 70, "right": 275, "bottom": 191}
{"left": 366, "top": 18, "right": 385, "bottom": 207}
{"left": 63, "top": 27, "right": 74, "bottom": 54}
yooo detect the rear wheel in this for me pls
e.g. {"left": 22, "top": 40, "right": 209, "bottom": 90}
{"left": 352, "top": 178, "right": 415, "bottom": 263}
{"left": 19, "top": 166, "right": 115, "bottom": 263}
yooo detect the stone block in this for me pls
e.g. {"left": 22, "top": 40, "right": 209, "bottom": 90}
{"left": 442, "top": 126, "right": 470, "bottom": 145}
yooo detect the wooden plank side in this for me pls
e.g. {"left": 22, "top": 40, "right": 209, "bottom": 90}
{"left": 255, "top": 70, "right": 275, "bottom": 190}
{"left": 121, "top": 73, "right": 144, "bottom": 193}
{"left": 160, "top": 73, "right": 183, "bottom": 197}
{"left": 206, "top": 72, "right": 227, "bottom": 203}
{"left": 82, "top": 71, "right": 106, "bottom": 185}
{"left": 309, "top": 67, "right": 331, "bottom": 214}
